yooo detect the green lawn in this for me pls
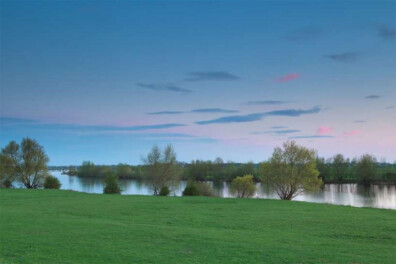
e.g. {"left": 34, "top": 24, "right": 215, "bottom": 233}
{"left": 0, "top": 189, "right": 395, "bottom": 264}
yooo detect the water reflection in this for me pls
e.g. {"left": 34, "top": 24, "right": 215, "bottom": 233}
{"left": 51, "top": 171, "right": 395, "bottom": 209}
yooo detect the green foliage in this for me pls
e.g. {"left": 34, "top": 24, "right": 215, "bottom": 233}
{"left": 355, "top": 154, "right": 377, "bottom": 186}
{"left": 103, "top": 172, "right": 121, "bottom": 194}
{"left": 182, "top": 183, "right": 200, "bottom": 196}
{"left": 260, "top": 141, "right": 322, "bottom": 200}
{"left": 144, "top": 144, "right": 180, "bottom": 196}
{"left": 159, "top": 186, "right": 170, "bottom": 196}
{"left": 116, "top": 163, "right": 134, "bottom": 178}
{"left": 182, "top": 181, "right": 214, "bottom": 196}
{"left": 44, "top": 175, "right": 61, "bottom": 189}
{"left": 1, "top": 138, "right": 49, "bottom": 189}
{"left": 331, "top": 154, "right": 350, "bottom": 181}
{"left": 1, "top": 189, "right": 395, "bottom": 264}
{"left": 231, "top": 174, "right": 256, "bottom": 198}
{"left": 0, "top": 154, "right": 14, "bottom": 188}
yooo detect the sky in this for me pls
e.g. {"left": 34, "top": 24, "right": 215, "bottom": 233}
{"left": 1, "top": 0, "right": 395, "bottom": 165}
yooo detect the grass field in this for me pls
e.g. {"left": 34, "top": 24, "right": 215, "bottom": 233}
{"left": 1, "top": 189, "right": 395, "bottom": 263}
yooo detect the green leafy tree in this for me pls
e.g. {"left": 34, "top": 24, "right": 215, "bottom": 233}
{"left": 143, "top": 144, "right": 180, "bottom": 196}
{"left": 103, "top": 172, "right": 121, "bottom": 194}
{"left": 355, "top": 154, "right": 377, "bottom": 186}
{"left": 0, "top": 154, "right": 14, "bottom": 188}
{"left": 1, "top": 138, "right": 49, "bottom": 189}
{"left": 231, "top": 174, "right": 256, "bottom": 198}
{"left": 259, "top": 141, "right": 322, "bottom": 200}
{"left": 331, "top": 154, "right": 349, "bottom": 181}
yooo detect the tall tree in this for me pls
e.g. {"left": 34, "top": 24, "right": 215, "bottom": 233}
{"left": 1, "top": 138, "right": 49, "bottom": 189}
{"left": 331, "top": 154, "right": 349, "bottom": 181}
{"left": 355, "top": 154, "right": 377, "bottom": 186}
{"left": 259, "top": 141, "right": 322, "bottom": 200}
{"left": 144, "top": 144, "right": 180, "bottom": 195}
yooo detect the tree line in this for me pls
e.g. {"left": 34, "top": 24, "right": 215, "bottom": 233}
{"left": 1, "top": 138, "right": 396, "bottom": 201}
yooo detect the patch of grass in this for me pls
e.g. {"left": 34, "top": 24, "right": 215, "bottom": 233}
{"left": 0, "top": 189, "right": 395, "bottom": 263}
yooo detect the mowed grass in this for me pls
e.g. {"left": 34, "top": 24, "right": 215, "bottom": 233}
{"left": 0, "top": 189, "right": 395, "bottom": 264}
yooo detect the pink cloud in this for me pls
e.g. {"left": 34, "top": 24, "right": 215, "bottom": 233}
{"left": 277, "top": 73, "right": 300, "bottom": 83}
{"left": 340, "top": 130, "right": 360, "bottom": 137}
{"left": 317, "top": 126, "right": 333, "bottom": 135}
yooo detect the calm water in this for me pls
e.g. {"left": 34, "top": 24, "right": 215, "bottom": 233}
{"left": 50, "top": 171, "right": 396, "bottom": 210}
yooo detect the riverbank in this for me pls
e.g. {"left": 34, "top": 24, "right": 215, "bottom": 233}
{"left": 1, "top": 189, "right": 395, "bottom": 263}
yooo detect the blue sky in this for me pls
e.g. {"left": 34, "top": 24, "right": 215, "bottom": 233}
{"left": 1, "top": 0, "right": 395, "bottom": 165}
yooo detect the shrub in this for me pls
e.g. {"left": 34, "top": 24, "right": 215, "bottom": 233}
{"left": 182, "top": 183, "right": 200, "bottom": 196}
{"left": 182, "top": 181, "right": 214, "bottom": 196}
{"left": 231, "top": 174, "right": 256, "bottom": 198}
{"left": 159, "top": 186, "right": 170, "bottom": 196}
{"left": 196, "top": 182, "right": 214, "bottom": 196}
{"left": 103, "top": 173, "right": 121, "bottom": 194}
{"left": 44, "top": 175, "right": 61, "bottom": 189}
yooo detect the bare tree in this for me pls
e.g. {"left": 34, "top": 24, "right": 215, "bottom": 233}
{"left": 143, "top": 144, "right": 180, "bottom": 195}
{"left": 1, "top": 138, "right": 49, "bottom": 189}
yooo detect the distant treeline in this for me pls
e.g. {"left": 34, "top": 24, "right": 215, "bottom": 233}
{"left": 62, "top": 154, "right": 396, "bottom": 184}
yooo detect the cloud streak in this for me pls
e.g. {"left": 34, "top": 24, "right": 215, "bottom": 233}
{"left": 277, "top": 73, "right": 299, "bottom": 83}
{"left": 191, "top": 108, "right": 238, "bottom": 113}
{"left": 247, "top": 100, "right": 287, "bottom": 105}
{"left": 184, "top": 71, "right": 240, "bottom": 82}
{"left": 251, "top": 129, "right": 301, "bottom": 135}
{"left": 146, "top": 111, "right": 184, "bottom": 115}
{"left": 317, "top": 126, "right": 332, "bottom": 135}
{"left": 375, "top": 24, "right": 396, "bottom": 40}
{"left": 137, "top": 83, "right": 192, "bottom": 93}
{"left": 325, "top": 52, "right": 359, "bottom": 63}
{"left": 365, "top": 95, "right": 380, "bottom": 99}
{"left": 289, "top": 135, "right": 334, "bottom": 139}
{"left": 196, "top": 106, "right": 321, "bottom": 125}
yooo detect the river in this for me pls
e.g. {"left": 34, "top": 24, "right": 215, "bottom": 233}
{"left": 50, "top": 171, "right": 396, "bottom": 209}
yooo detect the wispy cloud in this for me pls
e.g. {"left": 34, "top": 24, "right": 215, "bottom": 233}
{"left": 270, "top": 126, "right": 287, "bottom": 129}
{"left": 375, "top": 24, "right": 396, "bottom": 40}
{"left": 147, "top": 108, "right": 238, "bottom": 115}
{"left": 196, "top": 106, "right": 321, "bottom": 125}
{"left": 340, "top": 130, "right": 360, "bottom": 137}
{"left": 265, "top": 106, "right": 321, "bottom": 117}
{"left": 184, "top": 71, "right": 240, "bottom": 82}
{"left": 247, "top": 100, "right": 287, "bottom": 105}
{"left": 277, "top": 73, "right": 299, "bottom": 83}
{"left": 385, "top": 106, "right": 395, "bottom": 110}
{"left": 354, "top": 120, "right": 366, "bottom": 123}
{"left": 316, "top": 126, "right": 332, "bottom": 135}
{"left": 365, "top": 95, "right": 380, "bottom": 99}
{"left": 289, "top": 135, "right": 334, "bottom": 139}
{"left": 325, "top": 52, "right": 359, "bottom": 63}
{"left": 137, "top": 83, "right": 192, "bottom": 93}
{"left": 251, "top": 129, "right": 300, "bottom": 135}
{"left": 191, "top": 108, "right": 238, "bottom": 113}
{"left": 146, "top": 111, "right": 184, "bottom": 115}
{"left": 0, "top": 117, "right": 38, "bottom": 125}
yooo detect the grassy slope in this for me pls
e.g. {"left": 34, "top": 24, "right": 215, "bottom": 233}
{"left": 0, "top": 189, "right": 395, "bottom": 264}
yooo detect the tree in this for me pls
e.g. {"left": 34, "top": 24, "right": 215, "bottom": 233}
{"left": 331, "top": 154, "right": 349, "bottom": 181}
{"left": 355, "top": 154, "right": 377, "bottom": 186}
{"left": 231, "top": 174, "right": 256, "bottom": 198}
{"left": 0, "top": 154, "right": 14, "bottom": 188}
{"left": 143, "top": 144, "right": 180, "bottom": 196}
{"left": 259, "top": 141, "right": 322, "bottom": 200}
{"left": 44, "top": 175, "right": 61, "bottom": 189}
{"left": 103, "top": 172, "right": 121, "bottom": 194}
{"left": 1, "top": 138, "right": 49, "bottom": 189}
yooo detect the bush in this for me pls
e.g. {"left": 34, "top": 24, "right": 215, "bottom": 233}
{"left": 159, "top": 186, "right": 170, "bottom": 196}
{"left": 103, "top": 173, "right": 121, "bottom": 194}
{"left": 44, "top": 175, "right": 61, "bottom": 189}
{"left": 231, "top": 174, "right": 256, "bottom": 198}
{"left": 196, "top": 182, "right": 214, "bottom": 196}
{"left": 182, "top": 181, "right": 214, "bottom": 196}
{"left": 182, "top": 183, "right": 200, "bottom": 196}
